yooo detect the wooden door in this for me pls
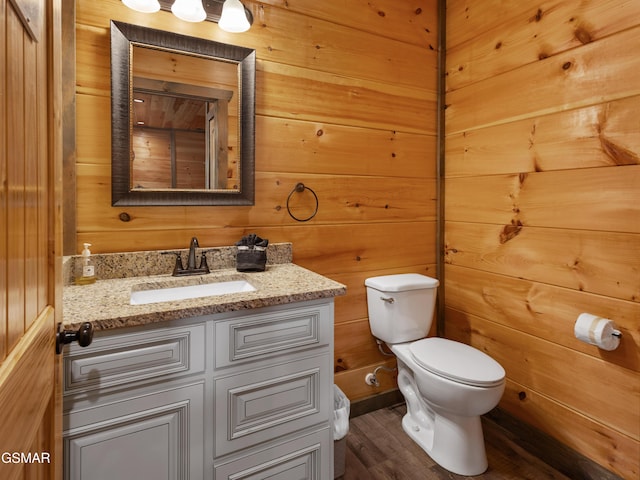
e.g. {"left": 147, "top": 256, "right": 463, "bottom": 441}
{"left": 0, "top": 0, "right": 62, "bottom": 479}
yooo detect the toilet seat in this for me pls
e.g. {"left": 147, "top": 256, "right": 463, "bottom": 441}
{"left": 409, "top": 338, "right": 505, "bottom": 387}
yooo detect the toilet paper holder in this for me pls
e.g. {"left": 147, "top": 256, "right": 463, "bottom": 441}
{"left": 574, "top": 313, "right": 622, "bottom": 351}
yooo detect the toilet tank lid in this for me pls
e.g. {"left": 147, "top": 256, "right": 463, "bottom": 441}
{"left": 365, "top": 273, "right": 439, "bottom": 292}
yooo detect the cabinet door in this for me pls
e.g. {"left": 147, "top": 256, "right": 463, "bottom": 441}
{"left": 64, "top": 382, "right": 204, "bottom": 480}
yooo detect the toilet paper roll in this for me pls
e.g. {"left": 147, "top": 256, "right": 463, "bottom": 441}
{"left": 574, "top": 313, "right": 621, "bottom": 351}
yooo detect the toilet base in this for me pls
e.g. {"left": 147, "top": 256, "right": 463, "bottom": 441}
{"left": 401, "top": 410, "right": 488, "bottom": 476}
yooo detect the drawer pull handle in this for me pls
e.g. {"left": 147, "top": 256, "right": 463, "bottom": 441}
{"left": 56, "top": 322, "right": 93, "bottom": 354}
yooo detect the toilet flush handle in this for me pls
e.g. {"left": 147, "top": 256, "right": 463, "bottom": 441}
{"left": 380, "top": 296, "right": 395, "bottom": 304}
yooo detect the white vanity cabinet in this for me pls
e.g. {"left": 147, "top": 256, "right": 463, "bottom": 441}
{"left": 63, "top": 299, "right": 335, "bottom": 480}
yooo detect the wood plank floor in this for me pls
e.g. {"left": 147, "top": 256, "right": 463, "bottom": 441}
{"left": 338, "top": 404, "right": 571, "bottom": 480}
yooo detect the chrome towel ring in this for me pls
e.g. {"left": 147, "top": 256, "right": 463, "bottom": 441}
{"left": 286, "top": 182, "right": 318, "bottom": 222}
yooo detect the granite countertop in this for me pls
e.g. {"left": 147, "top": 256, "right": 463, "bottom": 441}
{"left": 63, "top": 263, "right": 346, "bottom": 331}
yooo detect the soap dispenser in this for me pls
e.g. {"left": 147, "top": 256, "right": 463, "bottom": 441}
{"left": 76, "top": 243, "right": 96, "bottom": 285}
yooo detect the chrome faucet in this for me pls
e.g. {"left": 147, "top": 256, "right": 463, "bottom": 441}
{"left": 162, "top": 237, "right": 210, "bottom": 276}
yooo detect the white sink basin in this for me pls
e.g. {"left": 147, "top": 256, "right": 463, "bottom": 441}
{"left": 130, "top": 279, "right": 256, "bottom": 305}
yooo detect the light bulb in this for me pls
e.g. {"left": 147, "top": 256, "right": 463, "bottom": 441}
{"left": 122, "top": 0, "right": 160, "bottom": 13}
{"left": 218, "top": 0, "right": 250, "bottom": 33}
{"left": 171, "top": 0, "right": 206, "bottom": 22}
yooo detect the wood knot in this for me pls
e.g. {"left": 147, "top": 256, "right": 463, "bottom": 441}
{"left": 574, "top": 27, "right": 592, "bottom": 44}
{"left": 562, "top": 61, "right": 572, "bottom": 70}
{"left": 531, "top": 8, "right": 543, "bottom": 22}
{"left": 600, "top": 136, "right": 639, "bottom": 165}
{"left": 500, "top": 220, "right": 523, "bottom": 244}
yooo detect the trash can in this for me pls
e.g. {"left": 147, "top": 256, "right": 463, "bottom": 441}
{"left": 333, "top": 385, "right": 350, "bottom": 478}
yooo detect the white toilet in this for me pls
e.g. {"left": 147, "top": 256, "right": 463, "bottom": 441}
{"left": 365, "top": 273, "right": 505, "bottom": 476}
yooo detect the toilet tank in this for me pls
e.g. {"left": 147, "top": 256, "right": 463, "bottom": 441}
{"left": 365, "top": 274, "right": 439, "bottom": 344}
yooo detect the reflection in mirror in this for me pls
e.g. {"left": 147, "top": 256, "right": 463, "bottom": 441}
{"left": 131, "top": 46, "right": 239, "bottom": 191}
{"left": 131, "top": 84, "right": 209, "bottom": 190}
{"left": 111, "top": 21, "right": 255, "bottom": 205}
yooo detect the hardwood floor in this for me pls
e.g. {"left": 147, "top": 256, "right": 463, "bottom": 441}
{"left": 338, "top": 404, "right": 571, "bottom": 480}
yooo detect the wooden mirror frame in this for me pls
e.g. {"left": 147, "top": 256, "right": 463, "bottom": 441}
{"left": 110, "top": 21, "right": 255, "bottom": 206}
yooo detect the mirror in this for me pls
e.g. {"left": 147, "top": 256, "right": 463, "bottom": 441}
{"left": 110, "top": 21, "right": 255, "bottom": 205}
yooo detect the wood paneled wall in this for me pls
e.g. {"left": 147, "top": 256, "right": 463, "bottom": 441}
{"left": 445, "top": 1, "right": 639, "bottom": 478}
{"left": 73, "top": 0, "right": 439, "bottom": 400}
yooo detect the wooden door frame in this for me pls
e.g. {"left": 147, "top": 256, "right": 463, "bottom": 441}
{"left": 49, "top": 0, "right": 64, "bottom": 477}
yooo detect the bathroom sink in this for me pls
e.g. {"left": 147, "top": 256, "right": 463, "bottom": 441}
{"left": 130, "top": 279, "right": 256, "bottom": 305}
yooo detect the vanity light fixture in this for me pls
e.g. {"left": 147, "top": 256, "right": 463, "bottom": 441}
{"left": 171, "top": 0, "right": 207, "bottom": 22}
{"left": 121, "top": 0, "right": 253, "bottom": 32}
{"left": 122, "top": 0, "right": 160, "bottom": 13}
{"left": 218, "top": 0, "right": 251, "bottom": 32}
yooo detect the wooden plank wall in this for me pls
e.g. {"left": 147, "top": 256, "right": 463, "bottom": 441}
{"left": 73, "top": 0, "right": 439, "bottom": 401}
{"left": 444, "top": 1, "right": 639, "bottom": 478}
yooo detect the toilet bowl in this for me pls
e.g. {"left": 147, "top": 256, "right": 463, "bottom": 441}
{"left": 365, "top": 274, "right": 505, "bottom": 476}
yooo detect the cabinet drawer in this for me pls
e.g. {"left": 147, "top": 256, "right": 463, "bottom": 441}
{"left": 213, "top": 428, "right": 332, "bottom": 480}
{"left": 63, "top": 322, "right": 206, "bottom": 395}
{"left": 214, "top": 354, "right": 331, "bottom": 457}
{"left": 214, "top": 302, "right": 333, "bottom": 369}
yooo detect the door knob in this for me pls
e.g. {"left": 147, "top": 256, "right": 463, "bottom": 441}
{"left": 56, "top": 322, "right": 93, "bottom": 354}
